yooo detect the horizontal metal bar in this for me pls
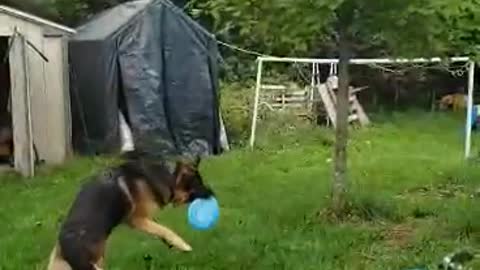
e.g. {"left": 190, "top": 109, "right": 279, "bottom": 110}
{"left": 258, "top": 56, "right": 470, "bottom": 64}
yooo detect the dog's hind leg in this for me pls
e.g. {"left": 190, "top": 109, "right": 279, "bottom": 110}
{"left": 47, "top": 244, "right": 72, "bottom": 270}
{"left": 93, "top": 254, "right": 105, "bottom": 270}
{"left": 129, "top": 218, "right": 192, "bottom": 252}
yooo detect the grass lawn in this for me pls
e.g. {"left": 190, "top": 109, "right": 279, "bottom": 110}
{"left": 1, "top": 111, "right": 480, "bottom": 269}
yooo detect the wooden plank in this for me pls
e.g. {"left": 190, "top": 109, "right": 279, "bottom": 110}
{"left": 350, "top": 86, "right": 369, "bottom": 94}
{"left": 271, "top": 96, "right": 307, "bottom": 103}
{"left": 291, "top": 90, "right": 308, "bottom": 96}
{"left": 26, "top": 29, "right": 48, "bottom": 163}
{"left": 61, "top": 35, "right": 72, "bottom": 158}
{"left": 42, "top": 36, "right": 67, "bottom": 163}
{"left": 272, "top": 92, "right": 307, "bottom": 97}
{"left": 271, "top": 103, "right": 305, "bottom": 108}
{"left": 270, "top": 102, "right": 306, "bottom": 108}
{"left": 350, "top": 95, "right": 370, "bottom": 126}
{"left": 327, "top": 86, "right": 337, "bottom": 104}
{"left": 218, "top": 111, "right": 230, "bottom": 151}
{"left": 261, "top": 84, "right": 287, "bottom": 90}
{"left": 9, "top": 34, "right": 34, "bottom": 177}
{"left": 317, "top": 84, "right": 337, "bottom": 128}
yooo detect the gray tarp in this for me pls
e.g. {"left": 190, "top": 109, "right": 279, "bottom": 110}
{"left": 69, "top": 0, "right": 221, "bottom": 157}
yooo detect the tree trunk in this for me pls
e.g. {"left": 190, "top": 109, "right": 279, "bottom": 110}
{"left": 394, "top": 82, "right": 399, "bottom": 109}
{"left": 373, "top": 91, "right": 378, "bottom": 110}
{"left": 430, "top": 88, "right": 436, "bottom": 112}
{"left": 332, "top": 40, "right": 350, "bottom": 214}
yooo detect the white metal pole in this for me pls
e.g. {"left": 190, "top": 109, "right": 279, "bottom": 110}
{"left": 249, "top": 59, "right": 264, "bottom": 148}
{"left": 258, "top": 56, "right": 470, "bottom": 65}
{"left": 310, "top": 63, "right": 315, "bottom": 102}
{"left": 465, "top": 61, "right": 475, "bottom": 159}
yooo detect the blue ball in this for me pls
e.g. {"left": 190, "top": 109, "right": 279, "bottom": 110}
{"left": 187, "top": 197, "right": 219, "bottom": 230}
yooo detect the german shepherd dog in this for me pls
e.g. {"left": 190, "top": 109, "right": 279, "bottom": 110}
{"left": 439, "top": 93, "right": 467, "bottom": 112}
{"left": 47, "top": 151, "right": 214, "bottom": 270}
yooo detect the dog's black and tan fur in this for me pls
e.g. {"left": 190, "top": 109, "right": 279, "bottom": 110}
{"left": 47, "top": 152, "right": 214, "bottom": 270}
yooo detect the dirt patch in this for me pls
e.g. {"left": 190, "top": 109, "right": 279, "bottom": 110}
{"left": 316, "top": 198, "right": 401, "bottom": 224}
{"left": 397, "top": 182, "right": 476, "bottom": 200}
{"left": 382, "top": 222, "right": 416, "bottom": 249}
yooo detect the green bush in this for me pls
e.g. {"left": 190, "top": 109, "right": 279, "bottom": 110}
{"left": 219, "top": 81, "right": 315, "bottom": 147}
{"left": 219, "top": 81, "right": 255, "bottom": 145}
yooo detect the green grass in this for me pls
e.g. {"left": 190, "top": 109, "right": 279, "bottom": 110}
{"left": 1, "top": 111, "right": 480, "bottom": 269}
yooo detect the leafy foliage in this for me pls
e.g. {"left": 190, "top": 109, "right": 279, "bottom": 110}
{"left": 191, "top": 0, "right": 480, "bottom": 58}
{"left": 1, "top": 0, "right": 189, "bottom": 26}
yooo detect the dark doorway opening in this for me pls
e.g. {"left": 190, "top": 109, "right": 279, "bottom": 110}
{"left": 0, "top": 37, "right": 14, "bottom": 167}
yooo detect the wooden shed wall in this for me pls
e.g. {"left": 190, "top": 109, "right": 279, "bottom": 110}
{"left": 0, "top": 13, "right": 71, "bottom": 165}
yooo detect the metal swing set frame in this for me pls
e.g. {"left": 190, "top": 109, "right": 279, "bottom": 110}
{"left": 249, "top": 56, "right": 475, "bottom": 159}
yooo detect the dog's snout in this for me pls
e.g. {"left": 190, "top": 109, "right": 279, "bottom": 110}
{"left": 191, "top": 185, "right": 214, "bottom": 201}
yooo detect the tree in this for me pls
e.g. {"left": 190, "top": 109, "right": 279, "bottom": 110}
{"left": 2, "top": 0, "right": 132, "bottom": 26}
{"left": 190, "top": 0, "right": 479, "bottom": 214}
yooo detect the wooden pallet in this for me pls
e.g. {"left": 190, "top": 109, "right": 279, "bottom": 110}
{"left": 260, "top": 84, "right": 310, "bottom": 110}
{"left": 259, "top": 80, "right": 370, "bottom": 128}
{"left": 315, "top": 76, "right": 370, "bottom": 127}
{"left": 317, "top": 84, "right": 337, "bottom": 128}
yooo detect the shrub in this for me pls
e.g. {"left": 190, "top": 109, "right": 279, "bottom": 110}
{"left": 219, "top": 80, "right": 316, "bottom": 147}
{"left": 219, "top": 81, "right": 255, "bottom": 145}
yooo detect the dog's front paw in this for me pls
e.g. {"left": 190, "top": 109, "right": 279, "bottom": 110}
{"left": 176, "top": 242, "right": 192, "bottom": 252}
{"left": 161, "top": 239, "right": 174, "bottom": 249}
{"left": 163, "top": 238, "right": 192, "bottom": 252}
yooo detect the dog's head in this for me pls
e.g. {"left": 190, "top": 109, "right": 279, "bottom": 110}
{"left": 439, "top": 95, "right": 454, "bottom": 110}
{"left": 172, "top": 156, "right": 214, "bottom": 205}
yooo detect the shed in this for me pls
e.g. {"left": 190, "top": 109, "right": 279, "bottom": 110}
{"left": 0, "top": 5, "right": 75, "bottom": 176}
{"left": 69, "top": 0, "right": 224, "bottom": 158}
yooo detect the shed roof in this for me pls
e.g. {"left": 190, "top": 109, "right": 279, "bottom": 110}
{"left": 0, "top": 5, "right": 76, "bottom": 34}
